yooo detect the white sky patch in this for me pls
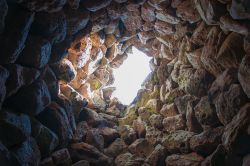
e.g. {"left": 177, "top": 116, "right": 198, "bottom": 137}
{"left": 112, "top": 47, "right": 151, "bottom": 105}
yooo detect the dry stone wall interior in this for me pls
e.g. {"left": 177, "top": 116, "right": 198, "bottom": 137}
{"left": 0, "top": 0, "right": 250, "bottom": 165}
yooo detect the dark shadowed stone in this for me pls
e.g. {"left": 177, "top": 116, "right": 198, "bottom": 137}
{"left": 166, "top": 153, "right": 204, "bottom": 166}
{"left": 229, "top": 0, "right": 250, "bottom": 20}
{"left": 31, "top": 118, "right": 59, "bottom": 157}
{"left": 194, "top": 96, "right": 221, "bottom": 129}
{"left": 5, "top": 64, "right": 40, "bottom": 98}
{"left": 215, "top": 84, "right": 248, "bottom": 125}
{"left": 201, "top": 144, "right": 226, "bottom": 166}
{"left": 17, "top": 36, "right": 51, "bottom": 69}
{"left": 40, "top": 157, "right": 54, "bottom": 166}
{"left": 51, "top": 58, "right": 77, "bottom": 83}
{"left": 4, "top": 80, "right": 51, "bottom": 116}
{"left": 222, "top": 103, "right": 250, "bottom": 155}
{"left": 238, "top": 55, "right": 250, "bottom": 98}
{"left": 49, "top": 39, "right": 71, "bottom": 64}
{"left": 0, "top": 0, "right": 8, "bottom": 33}
{"left": 208, "top": 68, "right": 239, "bottom": 102}
{"left": 64, "top": 6, "right": 90, "bottom": 35}
{"left": 11, "top": 137, "right": 41, "bottom": 166}
{"left": 51, "top": 148, "right": 72, "bottom": 166}
{"left": 72, "top": 160, "right": 90, "bottom": 166}
{"left": 118, "top": 125, "right": 137, "bottom": 145}
{"left": 185, "top": 69, "right": 215, "bottom": 98}
{"left": 0, "top": 142, "right": 20, "bottom": 165}
{"left": 0, "top": 111, "right": 31, "bottom": 148}
{"left": 100, "top": 127, "right": 120, "bottom": 147}
{"left": 0, "top": 5, "right": 34, "bottom": 64}
{"left": 78, "top": 107, "right": 110, "bottom": 128}
{"left": 31, "top": 11, "right": 66, "bottom": 44}
{"left": 190, "top": 127, "right": 224, "bottom": 156}
{"left": 0, "top": 66, "right": 9, "bottom": 109}
{"left": 104, "top": 138, "right": 128, "bottom": 157}
{"left": 56, "top": 94, "right": 76, "bottom": 132}
{"left": 194, "top": 0, "right": 227, "bottom": 25}
{"left": 243, "top": 154, "right": 250, "bottom": 166}
{"left": 217, "top": 32, "right": 245, "bottom": 69}
{"left": 37, "top": 102, "right": 73, "bottom": 148}
{"left": 145, "top": 144, "right": 167, "bottom": 166}
{"left": 41, "top": 66, "right": 59, "bottom": 100}
{"left": 19, "top": 0, "right": 67, "bottom": 12}
{"left": 186, "top": 99, "right": 203, "bottom": 133}
{"left": 219, "top": 15, "right": 249, "bottom": 35}
{"left": 81, "top": 0, "right": 112, "bottom": 12}
{"left": 69, "top": 142, "right": 112, "bottom": 166}
{"left": 85, "top": 128, "right": 104, "bottom": 151}
{"left": 201, "top": 144, "right": 243, "bottom": 166}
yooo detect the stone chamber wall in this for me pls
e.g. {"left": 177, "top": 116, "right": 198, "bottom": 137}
{"left": 0, "top": 0, "right": 250, "bottom": 165}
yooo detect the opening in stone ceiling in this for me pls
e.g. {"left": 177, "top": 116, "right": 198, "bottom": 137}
{"left": 112, "top": 47, "right": 151, "bottom": 105}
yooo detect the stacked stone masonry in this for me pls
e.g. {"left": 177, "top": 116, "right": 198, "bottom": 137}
{"left": 0, "top": 0, "right": 250, "bottom": 165}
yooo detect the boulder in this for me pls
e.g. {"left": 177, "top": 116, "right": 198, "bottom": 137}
{"left": 5, "top": 64, "right": 40, "bottom": 98}
{"left": 220, "top": 15, "right": 249, "bottom": 35}
{"left": 37, "top": 102, "right": 73, "bottom": 147}
{"left": 194, "top": 96, "right": 221, "bottom": 129}
{"left": 149, "top": 114, "right": 163, "bottom": 129}
{"left": 145, "top": 144, "right": 167, "bottom": 166}
{"left": 160, "top": 103, "right": 178, "bottom": 118}
{"left": 166, "top": 153, "right": 204, "bottom": 166}
{"left": 145, "top": 126, "right": 163, "bottom": 145}
{"left": 0, "top": 111, "right": 31, "bottom": 148}
{"left": 0, "top": 5, "right": 34, "bottom": 64}
{"left": 162, "top": 130, "right": 195, "bottom": 153}
{"left": 69, "top": 142, "right": 112, "bottom": 165}
{"left": 0, "top": 0, "right": 7, "bottom": 33}
{"left": 100, "top": 127, "right": 120, "bottom": 147}
{"left": 31, "top": 118, "right": 59, "bottom": 157}
{"left": 11, "top": 137, "right": 41, "bottom": 166}
{"left": 31, "top": 11, "right": 66, "bottom": 44}
{"left": 217, "top": 32, "right": 245, "bottom": 69}
{"left": 0, "top": 142, "right": 20, "bottom": 165}
{"left": 229, "top": 0, "right": 250, "bottom": 20}
{"left": 4, "top": 80, "right": 51, "bottom": 116}
{"left": 0, "top": 66, "right": 9, "bottom": 109}
{"left": 104, "top": 138, "right": 128, "bottom": 157}
{"left": 128, "top": 138, "right": 154, "bottom": 157}
{"left": 222, "top": 103, "right": 250, "bottom": 155}
{"left": 51, "top": 58, "right": 77, "bottom": 83}
{"left": 215, "top": 84, "right": 248, "bottom": 125}
{"left": 51, "top": 148, "right": 72, "bottom": 166}
{"left": 238, "top": 55, "right": 250, "bottom": 98}
{"left": 81, "top": 0, "right": 112, "bottom": 12}
{"left": 19, "top": 0, "right": 66, "bottom": 12}
{"left": 185, "top": 69, "right": 215, "bottom": 98}
{"left": 176, "top": 0, "right": 201, "bottom": 23}
{"left": 118, "top": 125, "right": 137, "bottom": 145}
{"left": 85, "top": 128, "right": 104, "bottom": 151}
{"left": 190, "top": 127, "right": 224, "bottom": 156}
{"left": 64, "top": 7, "right": 90, "bottom": 35}
{"left": 163, "top": 114, "right": 186, "bottom": 133}
{"left": 17, "top": 36, "right": 51, "bottom": 69}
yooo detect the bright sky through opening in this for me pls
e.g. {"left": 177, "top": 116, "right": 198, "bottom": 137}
{"left": 112, "top": 47, "right": 151, "bottom": 105}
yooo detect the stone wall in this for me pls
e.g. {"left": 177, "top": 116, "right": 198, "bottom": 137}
{"left": 0, "top": 0, "right": 250, "bottom": 165}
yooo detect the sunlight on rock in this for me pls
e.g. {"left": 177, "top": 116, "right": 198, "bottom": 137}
{"left": 112, "top": 47, "right": 151, "bottom": 105}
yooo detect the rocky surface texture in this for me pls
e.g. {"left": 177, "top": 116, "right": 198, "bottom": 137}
{"left": 0, "top": 0, "right": 250, "bottom": 165}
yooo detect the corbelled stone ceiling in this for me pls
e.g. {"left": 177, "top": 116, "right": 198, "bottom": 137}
{"left": 0, "top": 0, "right": 250, "bottom": 165}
